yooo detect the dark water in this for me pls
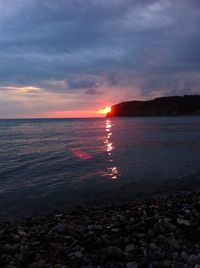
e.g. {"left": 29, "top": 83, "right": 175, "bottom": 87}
{"left": 0, "top": 117, "right": 200, "bottom": 216}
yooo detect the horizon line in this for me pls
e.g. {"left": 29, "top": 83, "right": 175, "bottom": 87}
{"left": 0, "top": 116, "right": 105, "bottom": 120}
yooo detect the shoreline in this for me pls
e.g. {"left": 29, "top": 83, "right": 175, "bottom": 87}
{"left": 0, "top": 189, "right": 200, "bottom": 267}
{"left": 1, "top": 172, "right": 200, "bottom": 221}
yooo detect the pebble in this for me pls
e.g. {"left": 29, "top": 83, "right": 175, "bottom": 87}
{"left": 104, "top": 246, "right": 123, "bottom": 258}
{"left": 74, "top": 251, "right": 83, "bottom": 258}
{"left": 177, "top": 218, "right": 191, "bottom": 226}
{"left": 36, "top": 259, "right": 45, "bottom": 267}
{"left": 167, "top": 238, "right": 181, "bottom": 250}
{"left": 3, "top": 243, "right": 13, "bottom": 253}
{"left": 180, "top": 251, "right": 189, "bottom": 261}
{"left": 0, "top": 189, "right": 199, "bottom": 267}
{"left": 125, "top": 244, "right": 135, "bottom": 252}
{"left": 149, "top": 242, "right": 157, "bottom": 250}
{"left": 111, "top": 228, "right": 120, "bottom": 233}
{"left": 56, "top": 223, "right": 67, "bottom": 233}
{"left": 126, "top": 261, "right": 138, "bottom": 268}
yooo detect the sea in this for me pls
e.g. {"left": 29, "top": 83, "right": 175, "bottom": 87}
{"left": 0, "top": 117, "right": 200, "bottom": 217}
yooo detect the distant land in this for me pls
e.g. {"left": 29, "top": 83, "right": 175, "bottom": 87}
{"left": 107, "top": 95, "right": 200, "bottom": 117}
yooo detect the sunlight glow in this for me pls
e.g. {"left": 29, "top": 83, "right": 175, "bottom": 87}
{"left": 105, "top": 106, "right": 111, "bottom": 113}
{"left": 97, "top": 106, "right": 112, "bottom": 115}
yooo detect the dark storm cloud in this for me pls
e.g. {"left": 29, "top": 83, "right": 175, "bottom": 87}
{"left": 0, "top": 0, "right": 200, "bottom": 97}
{"left": 67, "top": 77, "right": 99, "bottom": 90}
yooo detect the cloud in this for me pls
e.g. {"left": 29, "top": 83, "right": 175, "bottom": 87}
{"left": 67, "top": 77, "right": 99, "bottom": 90}
{"left": 0, "top": 0, "right": 200, "bottom": 117}
{"left": 84, "top": 88, "right": 103, "bottom": 95}
{"left": 0, "top": 86, "right": 42, "bottom": 94}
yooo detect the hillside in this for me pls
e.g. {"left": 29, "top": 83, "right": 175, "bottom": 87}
{"left": 106, "top": 95, "right": 200, "bottom": 117}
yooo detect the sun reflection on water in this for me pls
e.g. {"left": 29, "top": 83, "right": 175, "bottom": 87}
{"left": 105, "top": 120, "right": 119, "bottom": 180}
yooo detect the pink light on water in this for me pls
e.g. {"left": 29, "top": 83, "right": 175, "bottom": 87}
{"left": 72, "top": 150, "right": 92, "bottom": 160}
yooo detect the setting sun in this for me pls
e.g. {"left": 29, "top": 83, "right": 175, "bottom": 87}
{"left": 105, "top": 106, "right": 111, "bottom": 113}
{"left": 97, "top": 106, "right": 112, "bottom": 115}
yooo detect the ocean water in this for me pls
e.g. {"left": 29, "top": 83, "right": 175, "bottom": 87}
{"left": 0, "top": 117, "right": 200, "bottom": 216}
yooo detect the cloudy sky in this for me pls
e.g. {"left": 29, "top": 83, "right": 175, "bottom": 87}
{"left": 0, "top": 0, "right": 200, "bottom": 118}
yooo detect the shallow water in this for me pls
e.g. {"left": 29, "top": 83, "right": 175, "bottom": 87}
{"left": 0, "top": 117, "right": 200, "bottom": 216}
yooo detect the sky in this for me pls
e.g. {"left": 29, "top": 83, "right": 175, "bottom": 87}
{"left": 0, "top": 0, "right": 200, "bottom": 118}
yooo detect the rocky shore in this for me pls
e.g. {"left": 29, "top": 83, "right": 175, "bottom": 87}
{"left": 0, "top": 190, "right": 200, "bottom": 268}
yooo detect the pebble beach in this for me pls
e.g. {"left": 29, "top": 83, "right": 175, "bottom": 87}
{"left": 0, "top": 189, "right": 200, "bottom": 268}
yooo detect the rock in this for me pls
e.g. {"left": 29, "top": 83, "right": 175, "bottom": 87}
{"left": 148, "top": 264, "right": 154, "bottom": 268}
{"left": 55, "top": 214, "right": 63, "bottom": 218}
{"left": 11, "top": 233, "right": 20, "bottom": 242}
{"left": 147, "top": 229, "right": 155, "bottom": 237}
{"left": 95, "top": 225, "right": 103, "bottom": 230}
{"left": 159, "top": 219, "right": 176, "bottom": 230}
{"left": 184, "top": 209, "right": 191, "bottom": 214}
{"left": 180, "top": 251, "right": 189, "bottom": 261}
{"left": 125, "top": 244, "right": 135, "bottom": 252}
{"left": 87, "top": 225, "right": 94, "bottom": 230}
{"left": 167, "top": 238, "right": 181, "bottom": 250}
{"left": 74, "top": 251, "right": 83, "bottom": 258}
{"left": 55, "top": 223, "right": 67, "bottom": 233}
{"left": 0, "top": 189, "right": 199, "bottom": 268}
{"left": 172, "top": 251, "right": 179, "bottom": 260}
{"left": 137, "top": 233, "right": 145, "bottom": 238}
{"left": 111, "top": 228, "right": 120, "bottom": 233}
{"left": 190, "top": 254, "right": 200, "bottom": 266}
{"left": 3, "top": 243, "right": 13, "bottom": 253}
{"left": 143, "top": 248, "right": 148, "bottom": 257}
{"left": 18, "top": 230, "right": 28, "bottom": 237}
{"left": 126, "top": 261, "right": 138, "bottom": 268}
{"left": 149, "top": 242, "right": 157, "bottom": 250}
{"left": 177, "top": 218, "right": 191, "bottom": 226}
{"left": 36, "top": 259, "right": 45, "bottom": 267}
{"left": 31, "top": 241, "right": 41, "bottom": 246}
{"left": 162, "top": 259, "right": 171, "bottom": 267}
{"left": 103, "top": 246, "right": 123, "bottom": 259}
{"left": 174, "top": 261, "right": 187, "bottom": 268}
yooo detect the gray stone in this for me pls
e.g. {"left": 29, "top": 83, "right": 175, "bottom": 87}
{"left": 149, "top": 242, "right": 157, "bottom": 250}
{"left": 87, "top": 225, "right": 94, "bottom": 230}
{"left": 174, "top": 262, "right": 187, "bottom": 268}
{"left": 111, "top": 228, "right": 120, "bottom": 233}
{"left": 190, "top": 255, "right": 200, "bottom": 266}
{"left": 95, "top": 225, "right": 103, "bottom": 230}
{"left": 18, "top": 230, "right": 28, "bottom": 237}
{"left": 3, "top": 243, "right": 12, "bottom": 253}
{"left": 161, "top": 219, "right": 176, "bottom": 230}
{"left": 148, "top": 264, "right": 154, "bottom": 268}
{"left": 105, "top": 246, "right": 123, "bottom": 258}
{"left": 55, "top": 223, "right": 67, "bottom": 233}
{"left": 125, "top": 244, "right": 135, "bottom": 252}
{"left": 167, "top": 238, "right": 181, "bottom": 250}
{"left": 180, "top": 251, "right": 189, "bottom": 261}
{"left": 126, "top": 262, "right": 138, "bottom": 268}
{"left": 184, "top": 209, "right": 191, "bottom": 214}
{"left": 177, "top": 218, "right": 191, "bottom": 226}
{"left": 74, "top": 251, "right": 83, "bottom": 258}
{"left": 172, "top": 251, "right": 179, "bottom": 260}
{"left": 37, "top": 259, "right": 45, "bottom": 267}
{"left": 55, "top": 214, "right": 63, "bottom": 218}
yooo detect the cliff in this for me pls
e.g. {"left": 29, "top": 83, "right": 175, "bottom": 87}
{"left": 106, "top": 95, "right": 200, "bottom": 117}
